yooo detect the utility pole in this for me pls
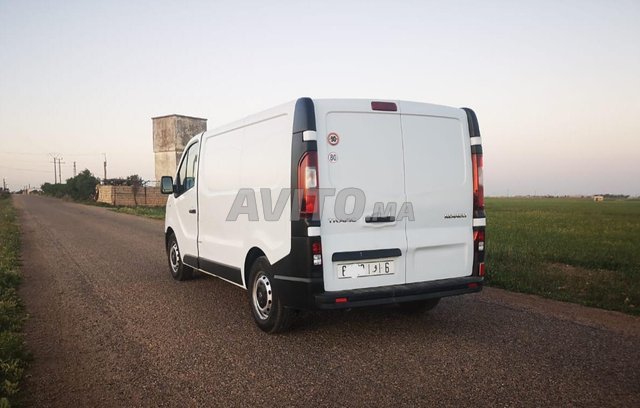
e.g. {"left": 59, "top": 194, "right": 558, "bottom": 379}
{"left": 2, "top": 178, "right": 6, "bottom": 191}
{"left": 73, "top": 161, "right": 77, "bottom": 177}
{"left": 52, "top": 157, "right": 58, "bottom": 183}
{"left": 58, "top": 157, "right": 65, "bottom": 183}
{"left": 103, "top": 153, "right": 107, "bottom": 182}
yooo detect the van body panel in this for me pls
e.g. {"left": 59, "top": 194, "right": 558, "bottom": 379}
{"left": 313, "top": 102, "right": 408, "bottom": 292}
{"left": 312, "top": 99, "right": 475, "bottom": 292}
{"left": 197, "top": 129, "right": 244, "bottom": 272}
{"left": 196, "top": 106, "right": 295, "bottom": 287}
{"left": 399, "top": 110, "right": 474, "bottom": 283}
{"left": 239, "top": 113, "right": 293, "bottom": 280}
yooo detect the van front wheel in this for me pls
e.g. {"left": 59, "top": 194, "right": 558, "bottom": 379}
{"left": 166, "top": 233, "right": 193, "bottom": 281}
{"left": 248, "top": 257, "right": 292, "bottom": 333}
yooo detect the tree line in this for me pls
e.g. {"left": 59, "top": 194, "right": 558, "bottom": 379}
{"left": 41, "top": 170, "right": 144, "bottom": 201}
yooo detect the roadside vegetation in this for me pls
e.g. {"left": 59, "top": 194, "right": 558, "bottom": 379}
{"left": 486, "top": 197, "right": 640, "bottom": 315}
{"left": 0, "top": 194, "right": 29, "bottom": 406}
{"left": 40, "top": 171, "right": 166, "bottom": 219}
{"left": 41, "top": 169, "right": 100, "bottom": 201}
{"left": 110, "top": 206, "right": 165, "bottom": 220}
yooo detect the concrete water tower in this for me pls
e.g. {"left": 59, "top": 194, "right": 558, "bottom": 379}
{"left": 152, "top": 114, "right": 207, "bottom": 182}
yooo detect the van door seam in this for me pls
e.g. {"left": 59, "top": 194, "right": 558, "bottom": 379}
{"left": 398, "top": 112, "right": 410, "bottom": 284}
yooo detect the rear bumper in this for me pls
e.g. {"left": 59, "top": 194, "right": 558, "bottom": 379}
{"left": 314, "top": 276, "right": 483, "bottom": 310}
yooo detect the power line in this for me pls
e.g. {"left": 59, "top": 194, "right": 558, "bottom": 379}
{"left": 0, "top": 151, "right": 103, "bottom": 157}
{"left": 0, "top": 158, "right": 58, "bottom": 165}
{"left": 0, "top": 165, "right": 50, "bottom": 173}
{"left": 0, "top": 152, "right": 50, "bottom": 156}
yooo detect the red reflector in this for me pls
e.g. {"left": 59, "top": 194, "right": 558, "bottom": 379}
{"left": 371, "top": 101, "right": 397, "bottom": 111}
{"left": 312, "top": 242, "right": 322, "bottom": 255}
{"left": 479, "top": 263, "right": 486, "bottom": 277}
{"left": 335, "top": 297, "right": 348, "bottom": 303}
{"left": 468, "top": 283, "right": 479, "bottom": 289}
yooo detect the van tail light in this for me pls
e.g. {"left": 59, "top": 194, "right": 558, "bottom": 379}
{"left": 474, "top": 229, "right": 485, "bottom": 252}
{"left": 473, "top": 228, "right": 485, "bottom": 277}
{"left": 464, "top": 107, "right": 485, "bottom": 278}
{"left": 312, "top": 240, "right": 322, "bottom": 266}
{"left": 298, "top": 151, "right": 319, "bottom": 218}
{"left": 472, "top": 152, "right": 484, "bottom": 213}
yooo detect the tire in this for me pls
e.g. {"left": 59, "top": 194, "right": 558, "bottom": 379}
{"left": 248, "top": 256, "right": 292, "bottom": 333}
{"left": 166, "top": 233, "right": 193, "bottom": 281}
{"left": 397, "top": 298, "right": 440, "bottom": 315}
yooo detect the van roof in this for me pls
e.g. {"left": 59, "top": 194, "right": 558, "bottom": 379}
{"left": 193, "top": 98, "right": 463, "bottom": 143}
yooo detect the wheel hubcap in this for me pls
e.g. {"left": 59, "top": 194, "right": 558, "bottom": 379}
{"left": 169, "top": 242, "right": 180, "bottom": 274}
{"left": 252, "top": 273, "right": 272, "bottom": 320}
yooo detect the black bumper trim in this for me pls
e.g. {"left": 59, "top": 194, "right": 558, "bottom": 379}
{"left": 332, "top": 248, "right": 402, "bottom": 262}
{"left": 274, "top": 275, "right": 323, "bottom": 284}
{"left": 315, "top": 276, "right": 483, "bottom": 309}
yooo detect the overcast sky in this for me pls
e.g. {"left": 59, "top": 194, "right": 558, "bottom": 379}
{"left": 1, "top": 0, "right": 639, "bottom": 195}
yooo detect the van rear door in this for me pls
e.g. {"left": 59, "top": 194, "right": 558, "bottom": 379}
{"left": 316, "top": 101, "right": 407, "bottom": 292}
{"left": 400, "top": 102, "right": 473, "bottom": 283}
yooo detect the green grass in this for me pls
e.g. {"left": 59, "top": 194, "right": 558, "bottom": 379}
{"left": 0, "top": 194, "right": 29, "bottom": 406}
{"left": 485, "top": 197, "right": 640, "bottom": 315}
{"left": 110, "top": 206, "right": 165, "bottom": 220}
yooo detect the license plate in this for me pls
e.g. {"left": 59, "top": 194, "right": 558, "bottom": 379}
{"left": 337, "top": 260, "right": 395, "bottom": 279}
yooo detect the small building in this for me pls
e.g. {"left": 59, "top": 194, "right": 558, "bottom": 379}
{"left": 152, "top": 114, "right": 207, "bottom": 182}
{"left": 593, "top": 195, "right": 604, "bottom": 202}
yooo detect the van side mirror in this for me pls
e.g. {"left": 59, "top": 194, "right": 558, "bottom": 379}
{"left": 160, "top": 176, "right": 174, "bottom": 194}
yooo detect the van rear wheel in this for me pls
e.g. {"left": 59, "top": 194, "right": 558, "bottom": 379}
{"left": 167, "top": 233, "right": 193, "bottom": 281}
{"left": 397, "top": 298, "right": 440, "bottom": 315}
{"left": 248, "top": 256, "right": 292, "bottom": 333}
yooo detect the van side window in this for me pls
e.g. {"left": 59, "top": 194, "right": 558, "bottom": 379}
{"left": 175, "top": 142, "right": 198, "bottom": 196}
{"left": 184, "top": 143, "right": 198, "bottom": 191}
{"left": 176, "top": 154, "right": 188, "bottom": 195}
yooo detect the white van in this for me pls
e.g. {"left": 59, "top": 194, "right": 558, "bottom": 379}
{"left": 161, "top": 98, "right": 486, "bottom": 333}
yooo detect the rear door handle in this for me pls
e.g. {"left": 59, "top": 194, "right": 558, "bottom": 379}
{"left": 365, "top": 216, "right": 395, "bottom": 223}
{"left": 188, "top": 209, "right": 196, "bottom": 214}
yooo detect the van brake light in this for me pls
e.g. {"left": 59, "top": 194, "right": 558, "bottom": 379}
{"left": 298, "top": 151, "right": 319, "bottom": 218}
{"left": 371, "top": 101, "right": 397, "bottom": 111}
{"left": 472, "top": 152, "right": 484, "bottom": 212}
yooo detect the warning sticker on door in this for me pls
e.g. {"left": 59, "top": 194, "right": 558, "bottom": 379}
{"left": 327, "top": 132, "right": 340, "bottom": 146}
{"left": 328, "top": 152, "right": 338, "bottom": 163}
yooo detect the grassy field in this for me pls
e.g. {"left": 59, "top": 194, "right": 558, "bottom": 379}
{"left": 0, "top": 194, "right": 29, "bottom": 406}
{"left": 103, "top": 197, "right": 640, "bottom": 315}
{"left": 486, "top": 197, "right": 640, "bottom": 315}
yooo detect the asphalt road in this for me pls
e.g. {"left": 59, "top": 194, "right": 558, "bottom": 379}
{"left": 14, "top": 195, "right": 640, "bottom": 407}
